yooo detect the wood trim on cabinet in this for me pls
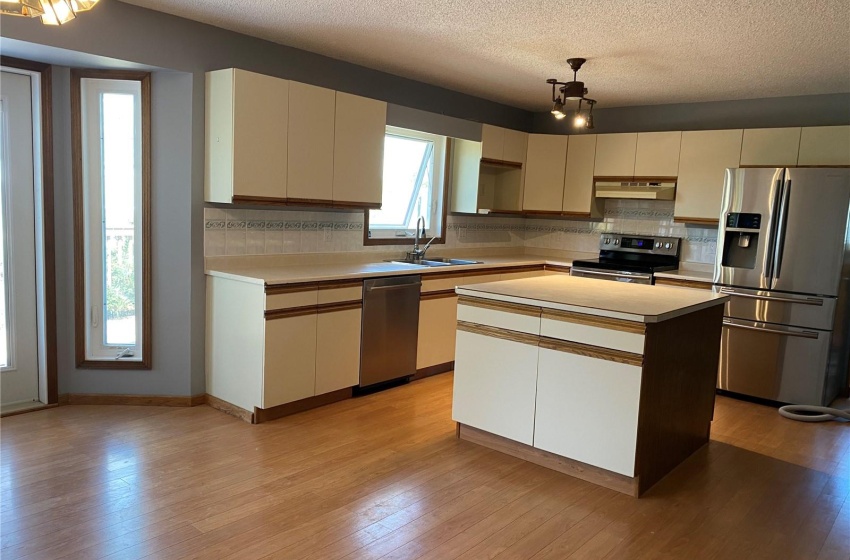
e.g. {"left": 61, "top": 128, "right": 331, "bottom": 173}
{"left": 231, "top": 195, "right": 289, "bottom": 206}
{"left": 316, "top": 301, "right": 362, "bottom": 314}
{"left": 559, "top": 211, "right": 593, "bottom": 218}
{"left": 522, "top": 210, "right": 563, "bottom": 216}
{"left": 457, "top": 423, "right": 639, "bottom": 497}
{"left": 654, "top": 278, "right": 713, "bottom": 290}
{"left": 254, "top": 388, "right": 352, "bottom": 424}
{"left": 265, "top": 282, "right": 319, "bottom": 295}
{"left": 673, "top": 216, "right": 720, "bottom": 225}
{"left": 543, "top": 264, "right": 572, "bottom": 274}
{"left": 1, "top": 57, "right": 58, "bottom": 403}
{"left": 206, "top": 394, "right": 254, "bottom": 423}
{"left": 420, "top": 290, "right": 458, "bottom": 301}
{"left": 230, "top": 194, "right": 383, "bottom": 210}
{"left": 264, "top": 305, "right": 319, "bottom": 320}
{"left": 317, "top": 280, "right": 362, "bottom": 291}
{"left": 541, "top": 309, "right": 646, "bottom": 334}
{"left": 593, "top": 176, "right": 678, "bottom": 183}
{"left": 331, "top": 200, "right": 382, "bottom": 210}
{"left": 457, "top": 296, "right": 542, "bottom": 318}
{"left": 538, "top": 337, "right": 644, "bottom": 366}
{"left": 456, "top": 321, "right": 540, "bottom": 346}
{"left": 72, "top": 69, "right": 152, "bottom": 370}
{"left": 480, "top": 157, "right": 523, "bottom": 169}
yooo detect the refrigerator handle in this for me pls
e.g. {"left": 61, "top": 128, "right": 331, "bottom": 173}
{"left": 764, "top": 178, "right": 784, "bottom": 279}
{"left": 772, "top": 179, "right": 792, "bottom": 280}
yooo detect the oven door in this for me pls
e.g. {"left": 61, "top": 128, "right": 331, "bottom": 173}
{"left": 569, "top": 267, "right": 654, "bottom": 285}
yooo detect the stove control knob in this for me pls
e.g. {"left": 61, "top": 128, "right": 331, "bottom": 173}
{"left": 614, "top": 239, "right": 620, "bottom": 245}
{"left": 664, "top": 242, "right": 672, "bottom": 249}
{"left": 655, "top": 242, "right": 662, "bottom": 248}
{"left": 604, "top": 237, "right": 610, "bottom": 244}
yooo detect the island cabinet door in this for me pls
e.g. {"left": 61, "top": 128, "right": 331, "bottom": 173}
{"left": 534, "top": 346, "right": 642, "bottom": 476}
{"left": 452, "top": 329, "right": 539, "bottom": 445}
{"left": 263, "top": 314, "right": 317, "bottom": 408}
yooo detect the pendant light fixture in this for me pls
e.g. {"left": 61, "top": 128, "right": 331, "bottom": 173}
{"left": 0, "top": 0, "right": 99, "bottom": 24}
{"left": 547, "top": 58, "right": 597, "bottom": 129}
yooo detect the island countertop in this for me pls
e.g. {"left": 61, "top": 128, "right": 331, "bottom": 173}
{"left": 455, "top": 274, "right": 728, "bottom": 323}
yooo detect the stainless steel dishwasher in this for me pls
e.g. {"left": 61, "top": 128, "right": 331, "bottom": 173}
{"left": 359, "top": 275, "right": 421, "bottom": 388}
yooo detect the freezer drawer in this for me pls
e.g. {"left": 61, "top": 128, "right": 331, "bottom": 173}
{"left": 718, "top": 318, "right": 831, "bottom": 405}
{"left": 716, "top": 286, "right": 837, "bottom": 330}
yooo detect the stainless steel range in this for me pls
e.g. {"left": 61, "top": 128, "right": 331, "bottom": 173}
{"left": 570, "top": 234, "right": 681, "bottom": 285}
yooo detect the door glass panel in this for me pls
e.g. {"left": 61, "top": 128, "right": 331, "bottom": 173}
{"left": 101, "top": 93, "right": 136, "bottom": 346}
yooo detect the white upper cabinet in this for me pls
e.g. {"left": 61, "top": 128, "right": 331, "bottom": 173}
{"left": 634, "top": 131, "right": 682, "bottom": 177}
{"left": 523, "top": 134, "right": 568, "bottom": 212}
{"left": 481, "top": 124, "right": 528, "bottom": 164}
{"left": 332, "top": 92, "right": 387, "bottom": 206}
{"left": 797, "top": 126, "right": 850, "bottom": 166}
{"left": 594, "top": 133, "right": 638, "bottom": 177}
{"left": 206, "top": 68, "right": 289, "bottom": 203}
{"left": 288, "top": 81, "right": 336, "bottom": 202}
{"left": 562, "top": 134, "right": 597, "bottom": 215}
{"left": 740, "top": 127, "right": 802, "bottom": 167}
{"left": 674, "top": 129, "right": 743, "bottom": 223}
{"left": 503, "top": 128, "right": 529, "bottom": 164}
{"left": 481, "top": 124, "right": 505, "bottom": 160}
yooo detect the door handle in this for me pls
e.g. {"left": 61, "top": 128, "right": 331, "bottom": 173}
{"left": 571, "top": 269, "right": 652, "bottom": 281}
{"left": 718, "top": 288, "right": 823, "bottom": 306}
{"left": 722, "top": 320, "right": 820, "bottom": 339}
{"left": 367, "top": 283, "right": 422, "bottom": 292}
{"left": 764, "top": 178, "right": 783, "bottom": 279}
{"left": 772, "top": 179, "right": 792, "bottom": 279}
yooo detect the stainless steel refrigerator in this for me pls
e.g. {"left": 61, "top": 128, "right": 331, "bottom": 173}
{"left": 714, "top": 167, "right": 850, "bottom": 405}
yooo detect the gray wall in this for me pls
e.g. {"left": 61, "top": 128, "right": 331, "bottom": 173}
{"left": 533, "top": 93, "right": 850, "bottom": 135}
{"left": 50, "top": 67, "right": 196, "bottom": 396}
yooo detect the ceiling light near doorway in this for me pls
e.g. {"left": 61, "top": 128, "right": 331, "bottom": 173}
{"left": 547, "top": 58, "right": 597, "bottom": 129}
{"left": 0, "top": 0, "right": 99, "bottom": 25}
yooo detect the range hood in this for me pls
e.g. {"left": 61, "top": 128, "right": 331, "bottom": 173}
{"left": 594, "top": 181, "right": 676, "bottom": 200}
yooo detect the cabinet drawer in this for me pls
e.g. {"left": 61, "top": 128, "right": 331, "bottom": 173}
{"left": 318, "top": 282, "right": 362, "bottom": 305}
{"left": 540, "top": 310, "right": 645, "bottom": 354}
{"left": 265, "top": 287, "right": 318, "bottom": 311}
{"left": 457, "top": 297, "right": 540, "bottom": 335}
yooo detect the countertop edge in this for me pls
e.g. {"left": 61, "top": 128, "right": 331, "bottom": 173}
{"left": 455, "top": 286, "right": 729, "bottom": 324}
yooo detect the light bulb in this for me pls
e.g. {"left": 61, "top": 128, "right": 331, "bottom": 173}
{"left": 573, "top": 114, "right": 586, "bottom": 128}
{"left": 551, "top": 99, "right": 565, "bottom": 119}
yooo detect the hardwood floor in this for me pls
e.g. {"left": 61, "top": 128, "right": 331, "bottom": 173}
{"left": 1, "top": 373, "right": 848, "bottom": 560}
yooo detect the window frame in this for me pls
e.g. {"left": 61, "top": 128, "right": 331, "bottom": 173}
{"left": 363, "top": 129, "right": 451, "bottom": 246}
{"left": 71, "top": 69, "right": 151, "bottom": 369}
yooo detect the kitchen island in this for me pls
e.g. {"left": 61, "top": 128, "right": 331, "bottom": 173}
{"left": 452, "top": 275, "right": 729, "bottom": 497}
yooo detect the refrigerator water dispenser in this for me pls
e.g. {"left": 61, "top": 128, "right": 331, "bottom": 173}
{"left": 721, "top": 213, "right": 762, "bottom": 269}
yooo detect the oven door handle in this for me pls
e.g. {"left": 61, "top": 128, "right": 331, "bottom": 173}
{"left": 571, "top": 268, "right": 653, "bottom": 282}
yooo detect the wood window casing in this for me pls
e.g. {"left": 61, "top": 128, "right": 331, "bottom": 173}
{"left": 71, "top": 69, "right": 152, "bottom": 369}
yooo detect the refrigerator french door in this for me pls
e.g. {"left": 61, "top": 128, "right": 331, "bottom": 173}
{"left": 714, "top": 168, "right": 850, "bottom": 405}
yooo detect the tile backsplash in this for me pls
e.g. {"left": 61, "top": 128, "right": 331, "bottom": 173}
{"left": 204, "top": 200, "right": 717, "bottom": 264}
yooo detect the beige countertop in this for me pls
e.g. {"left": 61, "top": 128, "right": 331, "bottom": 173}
{"left": 205, "top": 253, "right": 592, "bottom": 286}
{"left": 456, "top": 275, "right": 728, "bottom": 323}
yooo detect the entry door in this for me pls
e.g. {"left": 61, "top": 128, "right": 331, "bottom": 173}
{"left": 1, "top": 70, "right": 40, "bottom": 407}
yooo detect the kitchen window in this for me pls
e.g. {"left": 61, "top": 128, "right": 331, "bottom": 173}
{"left": 365, "top": 127, "right": 448, "bottom": 244}
{"left": 72, "top": 70, "right": 151, "bottom": 368}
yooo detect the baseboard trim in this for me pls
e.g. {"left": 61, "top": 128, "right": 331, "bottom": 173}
{"left": 0, "top": 403, "right": 61, "bottom": 418}
{"left": 206, "top": 394, "right": 254, "bottom": 424}
{"left": 254, "top": 388, "right": 352, "bottom": 424}
{"left": 60, "top": 393, "right": 207, "bottom": 407}
{"left": 412, "top": 362, "right": 454, "bottom": 381}
{"left": 457, "top": 423, "right": 639, "bottom": 497}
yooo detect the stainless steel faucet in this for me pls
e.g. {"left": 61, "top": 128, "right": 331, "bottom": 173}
{"left": 409, "top": 216, "right": 437, "bottom": 261}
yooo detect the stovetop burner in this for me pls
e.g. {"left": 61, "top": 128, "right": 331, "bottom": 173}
{"left": 572, "top": 234, "right": 682, "bottom": 274}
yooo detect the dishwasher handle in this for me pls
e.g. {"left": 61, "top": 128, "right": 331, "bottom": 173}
{"left": 367, "top": 282, "right": 421, "bottom": 293}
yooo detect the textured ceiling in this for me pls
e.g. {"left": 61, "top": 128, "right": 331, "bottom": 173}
{"left": 122, "top": 0, "right": 850, "bottom": 111}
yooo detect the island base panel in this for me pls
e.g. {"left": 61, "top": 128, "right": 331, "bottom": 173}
{"left": 457, "top": 423, "right": 640, "bottom": 497}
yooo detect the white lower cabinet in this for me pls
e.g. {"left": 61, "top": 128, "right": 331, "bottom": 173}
{"left": 534, "top": 348, "right": 642, "bottom": 476}
{"left": 315, "top": 307, "right": 362, "bottom": 395}
{"left": 263, "top": 314, "right": 317, "bottom": 408}
{"left": 417, "top": 296, "right": 458, "bottom": 370}
{"left": 452, "top": 330, "right": 539, "bottom": 445}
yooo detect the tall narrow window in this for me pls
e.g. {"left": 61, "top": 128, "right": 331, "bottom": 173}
{"left": 72, "top": 70, "right": 150, "bottom": 368}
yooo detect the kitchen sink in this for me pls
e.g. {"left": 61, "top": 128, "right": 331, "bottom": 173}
{"left": 388, "top": 257, "right": 483, "bottom": 267}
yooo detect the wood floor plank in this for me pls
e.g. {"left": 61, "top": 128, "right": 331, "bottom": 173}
{"left": 1, "top": 375, "right": 848, "bottom": 560}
